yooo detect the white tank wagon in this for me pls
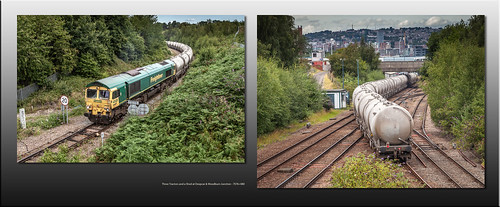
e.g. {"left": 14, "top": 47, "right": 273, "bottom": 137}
{"left": 166, "top": 41, "right": 194, "bottom": 78}
{"left": 352, "top": 75, "right": 416, "bottom": 161}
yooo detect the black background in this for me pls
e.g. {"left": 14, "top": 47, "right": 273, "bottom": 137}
{"left": 2, "top": 1, "right": 499, "bottom": 206}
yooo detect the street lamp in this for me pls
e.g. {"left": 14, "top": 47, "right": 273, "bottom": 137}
{"left": 330, "top": 38, "right": 333, "bottom": 55}
{"left": 356, "top": 59, "right": 360, "bottom": 86}
{"left": 340, "top": 58, "right": 345, "bottom": 89}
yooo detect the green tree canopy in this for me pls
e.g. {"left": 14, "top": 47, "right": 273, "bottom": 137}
{"left": 257, "top": 15, "right": 306, "bottom": 68}
{"left": 422, "top": 15, "right": 485, "bottom": 159}
{"left": 17, "top": 15, "right": 174, "bottom": 86}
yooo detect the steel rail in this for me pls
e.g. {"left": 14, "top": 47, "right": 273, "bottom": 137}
{"left": 257, "top": 118, "right": 356, "bottom": 180}
{"left": 410, "top": 139, "right": 462, "bottom": 188}
{"left": 301, "top": 134, "right": 364, "bottom": 188}
{"left": 18, "top": 117, "right": 121, "bottom": 163}
{"left": 420, "top": 102, "right": 484, "bottom": 187}
{"left": 276, "top": 128, "right": 358, "bottom": 188}
{"left": 458, "top": 149, "right": 477, "bottom": 167}
{"left": 403, "top": 93, "right": 460, "bottom": 187}
{"left": 406, "top": 163, "right": 431, "bottom": 188}
{"left": 17, "top": 123, "right": 96, "bottom": 163}
{"left": 274, "top": 128, "right": 357, "bottom": 188}
{"left": 257, "top": 113, "right": 354, "bottom": 167}
{"left": 411, "top": 151, "right": 427, "bottom": 168}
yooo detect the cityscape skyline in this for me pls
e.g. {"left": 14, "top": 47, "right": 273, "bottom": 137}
{"left": 293, "top": 15, "right": 472, "bottom": 34}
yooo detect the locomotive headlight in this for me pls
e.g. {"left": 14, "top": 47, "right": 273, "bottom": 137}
{"left": 105, "top": 108, "right": 110, "bottom": 112}
{"left": 86, "top": 105, "right": 91, "bottom": 109}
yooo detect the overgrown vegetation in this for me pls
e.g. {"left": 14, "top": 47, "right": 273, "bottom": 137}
{"left": 17, "top": 106, "right": 86, "bottom": 140}
{"left": 18, "top": 15, "right": 169, "bottom": 87}
{"left": 257, "top": 108, "right": 347, "bottom": 148}
{"left": 330, "top": 153, "right": 417, "bottom": 188}
{"left": 327, "top": 39, "right": 384, "bottom": 96}
{"left": 94, "top": 39, "right": 245, "bottom": 163}
{"left": 40, "top": 145, "right": 81, "bottom": 163}
{"left": 257, "top": 58, "right": 323, "bottom": 136}
{"left": 420, "top": 16, "right": 485, "bottom": 160}
{"left": 257, "top": 15, "right": 326, "bottom": 137}
{"left": 17, "top": 15, "right": 172, "bottom": 112}
{"left": 257, "top": 15, "right": 306, "bottom": 68}
{"left": 164, "top": 19, "right": 245, "bottom": 67}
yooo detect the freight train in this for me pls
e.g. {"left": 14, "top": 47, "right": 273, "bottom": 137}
{"left": 84, "top": 41, "right": 193, "bottom": 124}
{"left": 352, "top": 73, "right": 418, "bottom": 161}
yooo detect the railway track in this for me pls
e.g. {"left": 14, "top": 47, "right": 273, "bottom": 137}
{"left": 257, "top": 112, "right": 359, "bottom": 188}
{"left": 276, "top": 129, "right": 363, "bottom": 188}
{"left": 17, "top": 121, "right": 119, "bottom": 163}
{"left": 17, "top": 45, "right": 187, "bottom": 163}
{"left": 390, "top": 87, "right": 418, "bottom": 104}
{"left": 402, "top": 92, "right": 484, "bottom": 188}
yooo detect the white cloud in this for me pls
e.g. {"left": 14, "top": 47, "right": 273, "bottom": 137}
{"left": 398, "top": 20, "right": 410, "bottom": 28}
{"left": 302, "top": 25, "right": 316, "bottom": 34}
{"left": 425, "top": 16, "right": 449, "bottom": 27}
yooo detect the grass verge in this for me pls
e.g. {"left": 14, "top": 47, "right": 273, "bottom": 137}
{"left": 40, "top": 145, "right": 81, "bottom": 163}
{"left": 257, "top": 108, "right": 349, "bottom": 148}
{"left": 17, "top": 106, "right": 86, "bottom": 140}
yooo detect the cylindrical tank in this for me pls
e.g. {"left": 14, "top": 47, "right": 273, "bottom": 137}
{"left": 180, "top": 53, "right": 191, "bottom": 65}
{"left": 369, "top": 102, "right": 413, "bottom": 144}
{"left": 171, "top": 56, "right": 185, "bottom": 71}
{"left": 353, "top": 75, "right": 414, "bottom": 145}
{"left": 166, "top": 41, "right": 194, "bottom": 77}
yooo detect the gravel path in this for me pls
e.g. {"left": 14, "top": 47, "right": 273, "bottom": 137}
{"left": 17, "top": 115, "right": 92, "bottom": 157}
{"left": 313, "top": 71, "right": 327, "bottom": 88}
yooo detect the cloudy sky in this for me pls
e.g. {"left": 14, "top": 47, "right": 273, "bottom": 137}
{"left": 157, "top": 15, "right": 244, "bottom": 24}
{"left": 292, "top": 15, "right": 472, "bottom": 34}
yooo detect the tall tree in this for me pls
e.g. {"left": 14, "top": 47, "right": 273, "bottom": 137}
{"left": 17, "top": 15, "right": 76, "bottom": 86}
{"left": 257, "top": 15, "right": 306, "bottom": 68}
{"left": 130, "top": 15, "right": 169, "bottom": 60}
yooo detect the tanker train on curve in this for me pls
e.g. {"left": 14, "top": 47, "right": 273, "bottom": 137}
{"left": 352, "top": 73, "right": 418, "bottom": 161}
{"left": 84, "top": 41, "right": 193, "bottom": 124}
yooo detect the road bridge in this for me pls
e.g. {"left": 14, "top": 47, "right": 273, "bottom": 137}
{"left": 379, "top": 61, "right": 424, "bottom": 73}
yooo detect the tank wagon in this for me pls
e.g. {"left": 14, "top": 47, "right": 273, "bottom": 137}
{"left": 352, "top": 74, "right": 418, "bottom": 161}
{"left": 84, "top": 41, "right": 193, "bottom": 124}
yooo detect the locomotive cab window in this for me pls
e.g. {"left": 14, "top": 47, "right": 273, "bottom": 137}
{"left": 112, "top": 90, "right": 120, "bottom": 99}
{"left": 99, "top": 90, "right": 110, "bottom": 100}
{"left": 86, "top": 89, "right": 97, "bottom": 98}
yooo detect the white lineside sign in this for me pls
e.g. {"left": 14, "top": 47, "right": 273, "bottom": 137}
{"left": 19, "top": 108, "right": 26, "bottom": 129}
{"left": 60, "top": 95, "right": 69, "bottom": 124}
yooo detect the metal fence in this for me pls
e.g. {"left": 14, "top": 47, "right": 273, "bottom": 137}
{"left": 17, "top": 73, "right": 58, "bottom": 101}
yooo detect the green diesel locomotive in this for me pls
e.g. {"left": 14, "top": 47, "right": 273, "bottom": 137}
{"left": 84, "top": 41, "right": 192, "bottom": 124}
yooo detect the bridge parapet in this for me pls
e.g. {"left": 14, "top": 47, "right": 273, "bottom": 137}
{"left": 379, "top": 61, "right": 424, "bottom": 73}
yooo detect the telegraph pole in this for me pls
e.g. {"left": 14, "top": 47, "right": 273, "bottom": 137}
{"left": 341, "top": 58, "right": 345, "bottom": 89}
{"left": 356, "top": 59, "right": 360, "bottom": 86}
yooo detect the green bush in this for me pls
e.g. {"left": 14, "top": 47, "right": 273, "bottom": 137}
{"left": 94, "top": 46, "right": 245, "bottom": 163}
{"left": 40, "top": 145, "right": 81, "bottom": 163}
{"left": 423, "top": 41, "right": 484, "bottom": 159}
{"left": 330, "top": 153, "right": 414, "bottom": 188}
{"left": 17, "top": 75, "right": 92, "bottom": 112}
{"left": 257, "top": 58, "right": 323, "bottom": 135}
